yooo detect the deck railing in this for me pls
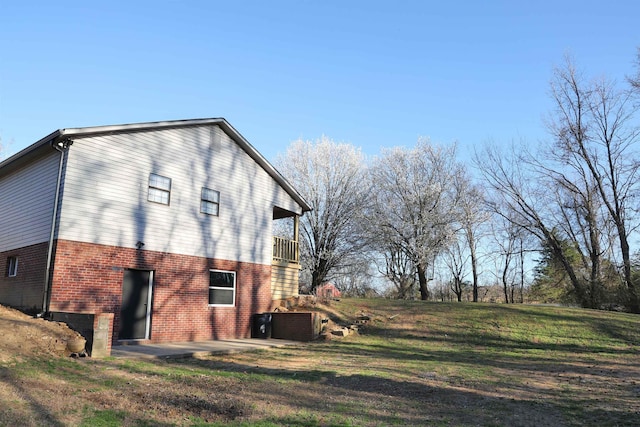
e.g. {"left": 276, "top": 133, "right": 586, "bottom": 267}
{"left": 273, "top": 236, "right": 299, "bottom": 264}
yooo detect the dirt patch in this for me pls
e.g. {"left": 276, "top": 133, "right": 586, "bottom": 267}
{"left": 0, "top": 304, "right": 83, "bottom": 364}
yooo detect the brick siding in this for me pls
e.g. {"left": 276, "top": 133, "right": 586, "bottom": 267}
{"left": 0, "top": 242, "right": 49, "bottom": 312}
{"left": 49, "top": 240, "right": 272, "bottom": 343}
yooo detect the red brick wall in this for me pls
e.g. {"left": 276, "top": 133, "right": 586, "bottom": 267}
{"left": 49, "top": 240, "right": 273, "bottom": 343}
{"left": 0, "top": 242, "right": 49, "bottom": 312}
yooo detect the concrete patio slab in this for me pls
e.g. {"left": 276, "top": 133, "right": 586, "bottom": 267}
{"left": 111, "top": 338, "right": 300, "bottom": 359}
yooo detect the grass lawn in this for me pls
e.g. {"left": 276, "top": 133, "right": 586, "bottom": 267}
{"left": 1, "top": 298, "right": 639, "bottom": 426}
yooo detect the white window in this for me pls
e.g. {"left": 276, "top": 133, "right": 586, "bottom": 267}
{"left": 148, "top": 173, "right": 171, "bottom": 205}
{"left": 209, "top": 270, "right": 236, "bottom": 306}
{"left": 7, "top": 257, "right": 18, "bottom": 277}
{"left": 201, "top": 188, "right": 220, "bottom": 216}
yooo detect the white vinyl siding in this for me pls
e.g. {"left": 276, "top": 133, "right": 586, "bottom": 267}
{"left": 56, "top": 125, "right": 302, "bottom": 264}
{"left": 0, "top": 152, "right": 59, "bottom": 252}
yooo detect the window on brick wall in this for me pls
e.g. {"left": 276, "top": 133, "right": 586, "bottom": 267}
{"left": 6, "top": 256, "right": 18, "bottom": 277}
{"left": 148, "top": 173, "right": 171, "bottom": 205}
{"left": 200, "top": 187, "right": 220, "bottom": 216}
{"left": 209, "top": 270, "right": 236, "bottom": 306}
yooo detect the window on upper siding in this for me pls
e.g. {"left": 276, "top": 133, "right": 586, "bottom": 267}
{"left": 6, "top": 257, "right": 18, "bottom": 277}
{"left": 208, "top": 270, "right": 236, "bottom": 306}
{"left": 148, "top": 173, "right": 171, "bottom": 205}
{"left": 200, "top": 187, "right": 220, "bottom": 216}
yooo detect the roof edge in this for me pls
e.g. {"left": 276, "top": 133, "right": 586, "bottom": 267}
{"left": 215, "top": 120, "right": 312, "bottom": 213}
{"left": 1, "top": 118, "right": 312, "bottom": 212}
{"left": 58, "top": 118, "right": 228, "bottom": 137}
{"left": 0, "top": 129, "right": 62, "bottom": 175}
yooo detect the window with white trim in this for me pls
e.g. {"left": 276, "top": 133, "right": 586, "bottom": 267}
{"left": 200, "top": 188, "right": 220, "bottom": 216}
{"left": 148, "top": 173, "right": 171, "bottom": 205}
{"left": 7, "top": 257, "right": 18, "bottom": 277}
{"left": 208, "top": 270, "right": 236, "bottom": 306}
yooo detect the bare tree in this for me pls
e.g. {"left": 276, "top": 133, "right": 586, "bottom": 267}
{"left": 547, "top": 57, "right": 640, "bottom": 312}
{"left": 332, "top": 260, "right": 379, "bottom": 298}
{"left": 555, "top": 182, "right": 610, "bottom": 306}
{"left": 366, "top": 140, "right": 463, "bottom": 300}
{"left": 275, "top": 137, "right": 369, "bottom": 294}
{"left": 443, "top": 237, "right": 469, "bottom": 302}
{"left": 489, "top": 216, "right": 526, "bottom": 304}
{"left": 526, "top": 126, "right": 612, "bottom": 307}
{"left": 477, "top": 55, "right": 640, "bottom": 312}
{"left": 475, "top": 143, "right": 589, "bottom": 306}
{"left": 377, "top": 242, "right": 418, "bottom": 299}
{"left": 628, "top": 47, "right": 640, "bottom": 92}
{"left": 455, "top": 175, "right": 489, "bottom": 302}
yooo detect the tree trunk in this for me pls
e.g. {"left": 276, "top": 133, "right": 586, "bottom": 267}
{"left": 502, "top": 263, "right": 510, "bottom": 304}
{"left": 417, "top": 264, "right": 430, "bottom": 300}
{"left": 471, "top": 244, "right": 479, "bottom": 303}
{"left": 519, "top": 240, "right": 525, "bottom": 303}
{"left": 547, "top": 235, "right": 587, "bottom": 306}
{"left": 452, "top": 279, "right": 463, "bottom": 302}
{"left": 466, "top": 227, "right": 480, "bottom": 302}
{"left": 310, "top": 258, "right": 328, "bottom": 294}
{"left": 311, "top": 270, "right": 322, "bottom": 295}
{"left": 618, "top": 228, "right": 640, "bottom": 313}
{"left": 588, "top": 209, "right": 602, "bottom": 309}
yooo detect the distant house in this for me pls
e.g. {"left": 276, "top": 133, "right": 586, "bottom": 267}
{"left": 0, "top": 118, "right": 311, "bottom": 348}
{"left": 316, "top": 282, "right": 341, "bottom": 299}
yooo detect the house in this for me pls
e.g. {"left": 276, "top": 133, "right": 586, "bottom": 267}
{"left": 316, "top": 282, "right": 341, "bottom": 299}
{"left": 0, "top": 118, "right": 311, "bottom": 351}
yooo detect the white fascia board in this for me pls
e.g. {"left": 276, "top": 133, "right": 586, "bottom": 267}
{"left": 0, "top": 130, "right": 62, "bottom": 178}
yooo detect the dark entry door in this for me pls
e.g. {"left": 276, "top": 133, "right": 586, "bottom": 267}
{"left": 119, "top": 269, "right": 152, "bottom": 340}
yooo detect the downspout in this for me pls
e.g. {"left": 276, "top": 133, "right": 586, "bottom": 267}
{"left": 40, "top": 137, "right": 73, "bottom": 317}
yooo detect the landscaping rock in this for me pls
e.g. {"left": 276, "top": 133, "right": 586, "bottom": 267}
{"left": 331, "top": 328, "right": 349, "bottom": 337}
{"left": 356, "top": 315, "right": 370, "bottom": 323}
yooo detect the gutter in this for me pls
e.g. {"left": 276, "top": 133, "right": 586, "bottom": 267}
{"left": 40, "top": 137, "right": 73, "bottom": 316}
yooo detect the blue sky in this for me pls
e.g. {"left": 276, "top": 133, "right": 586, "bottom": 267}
{"left": 1, "top": 1, "right": 638, "bottom": 163}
